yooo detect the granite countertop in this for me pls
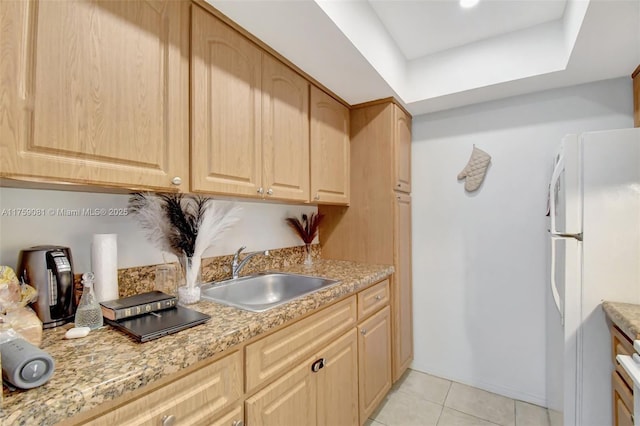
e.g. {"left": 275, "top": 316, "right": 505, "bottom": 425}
{"left": 603, "top": 301, "right": 640, "bottom": 341}
{"left": 1, "top": 259, "right": 393, "bottom": 425}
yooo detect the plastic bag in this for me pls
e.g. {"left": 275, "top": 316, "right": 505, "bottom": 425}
{"left": 0, "top": 265, "right": 38, "bottom": 313}
{"left": 0, "top": 307, "right": 43, "bottom": 347}
{"left": 0, "top": 266, "right": 42, "bottom": 346}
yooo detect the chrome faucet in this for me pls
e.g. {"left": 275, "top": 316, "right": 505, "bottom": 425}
{"left": 231, "top": 246, "right": 270, "bottom": 279}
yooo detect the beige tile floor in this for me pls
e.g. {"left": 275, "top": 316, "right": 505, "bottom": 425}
{"left": 367, "top": 369, "right": 550, "bottom": 426}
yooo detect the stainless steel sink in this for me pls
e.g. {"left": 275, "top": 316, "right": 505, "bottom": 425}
{"left": 200, "top": 272, "right": 340, "bottom": 312}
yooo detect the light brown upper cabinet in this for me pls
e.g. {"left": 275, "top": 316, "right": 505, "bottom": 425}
{"left": 394, "top": 105, "right": 412, "bottom": 193}
{"left": 191, "top": 5, "right": 309, "bottom": 202}
{"left": 261, "top": 55, "right": 310, "bottom": 202}
{"left": 0, "top": 0, "right": 189, "bottom": 191}
{"left": 191, "top": 4, "right": 262, "bottom": 198}
{"left": 310, "top": 86, "right": 350, "bottom": 205}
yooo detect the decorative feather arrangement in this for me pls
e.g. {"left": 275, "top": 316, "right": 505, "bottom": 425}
{"left": 285, "top": 213, "right": 324, "bottom": 244}
{"left": 128, "top": 193, "right": 241, "bottom": 290}
{"left": 127, "top": 193, "right": 176, "bottom": 255}
{"left": 188, "top": 200, "right": 241, "bottom": 288}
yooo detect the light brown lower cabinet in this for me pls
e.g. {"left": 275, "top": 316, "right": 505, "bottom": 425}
{"left": 613, "top": 371, "right": 634, "bottom": 426}
{"left": 245, "top": 297, "right": 357, "bottom": 393}
{"left": 64, "top": 280, "right": 394, "bottom": 426}
{"left": 63, "top": 350, "right": 243, "bottom": 426}
{"left": 610, "top": 324, "right": 637, "bottom": 426}
{"left": 246, "top": 356, "right": 317, "bottom": 426}
{"left": 246, "top": 329, "right": 358, "bottom": 426}
{"left": 617, "top": 402, "right": 634, "bottom": 426}
{"left": 358, "top": 306, "right": 392, "bottom": 423}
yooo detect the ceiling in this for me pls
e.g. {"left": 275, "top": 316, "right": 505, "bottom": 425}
{"left": 207, "top": 0, "right": 640, "bottom": 116}
{"left": 367, "top": 0, "right": 567, "bottom": 59}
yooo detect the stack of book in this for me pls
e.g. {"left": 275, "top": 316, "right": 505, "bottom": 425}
{"left": 100, "top": 292, "right": 210, "bottom": 342}
{"left": 100, "top": 291, "right": 177, "bottom": 321}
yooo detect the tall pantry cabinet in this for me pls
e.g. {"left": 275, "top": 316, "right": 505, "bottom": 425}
{"left": 320, "top": 99, "right": 413, "bottom": 382}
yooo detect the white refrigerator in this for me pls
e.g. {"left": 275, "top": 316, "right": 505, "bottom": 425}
{"left": 546, "top": 128, "right": 640, "bottom": 426}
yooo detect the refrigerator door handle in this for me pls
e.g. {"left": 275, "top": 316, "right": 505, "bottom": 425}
{"left": 550, "top": 237, "right": 564, "bottom": 325}
{"left": 549, "top": 151, "right": 565, "bottom": 235}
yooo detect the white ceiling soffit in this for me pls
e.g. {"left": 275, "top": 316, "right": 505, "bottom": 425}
{"left": 207, "top": 0, "right": 640, "bottom": 116}
{"left": 367, "top": 0, "right": 568, "bottom": 59}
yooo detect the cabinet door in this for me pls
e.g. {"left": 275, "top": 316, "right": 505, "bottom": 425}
{"left": 615, "top": 395, "right": 633, "bottom": 426}
{"left": 393, "top": 193, "right": 413, "bottom": 381}
{"left": 358, "top": 306, "right": 392, "bottom": 422}
{"left": 246, "top": 357, "right": 316, "bottom": 426}
{"left": 191, "top": 5, "right": 263, "bottom": 197}
{"left": 262, "top": 55, "right": 309, "bottom": 202}
{"left": 393, "top": 105, "right": 412, "bottom": 193}
{"left": 310, "top": 86, "right": 350, "bottom": 205}
{"left": 317, "top": 329, "right": 359, "bottom": 426}
{"left": 0, "top": 0, "right": 189, "bottom": 191}
{"left": 612, "top": 371, "right": 634, "bottom": 426}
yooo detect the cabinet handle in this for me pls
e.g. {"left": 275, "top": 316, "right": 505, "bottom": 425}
{"left": 375, "top": 295, "right": 383, "bottom": 301}
{"left": 232, "top": 421, "right": 244, "bottom": 426}
{"left": 360, "top": 328, "right": 367, "bottom": 335}
{"left": 314, "top": 193, "right": 320, "bottom": 201}
{"left": 160, "top": 415, "right": 176, "bottom": 426}
{"left": 311, "top": 358, "right": 326, "bottom": 372}
{"left": 171, "top": 176, "right": 182, "bottom": 186}
{"left": 266, "top": 188, "right": 273, "bottom": 196}
{"left": 257, "top": 187, "right": 264, "bottom": 195}
{"left": 397, "top": 183, "right": 401, "bottom": 187}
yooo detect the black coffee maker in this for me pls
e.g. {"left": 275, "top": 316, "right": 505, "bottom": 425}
{"left": 17, "top": 245, "right": 76, "bottom": 328}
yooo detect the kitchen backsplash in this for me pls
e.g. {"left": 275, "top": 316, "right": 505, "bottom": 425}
{"left": 74, "top": 244, "right": 320, "bottom": 299}
{"left": 0, "top": 187, "right": 318, "bottom": 271}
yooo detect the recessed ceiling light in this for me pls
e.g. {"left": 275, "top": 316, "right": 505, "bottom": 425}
{"left": 460, "top": 0, "right": 479, "bottom": 8}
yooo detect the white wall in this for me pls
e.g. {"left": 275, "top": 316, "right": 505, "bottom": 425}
{"left": 0, "top": 188, "right": 316, "bottom": 273}
{"left": 411, "top": 77, "right": 634, "bottom": 406}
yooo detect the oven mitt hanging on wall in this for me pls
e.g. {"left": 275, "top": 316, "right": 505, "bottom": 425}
{"left": 457, "top": 145, "right": 491, "bottom": 192}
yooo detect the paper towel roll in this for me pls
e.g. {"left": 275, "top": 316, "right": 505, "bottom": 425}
{"left": 91, "top": 234, "right": 119, "bottom": 302}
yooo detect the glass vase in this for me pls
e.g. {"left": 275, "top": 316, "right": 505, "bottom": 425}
{"left": 178, "top": 255, "right": 202, "bottom": 304}
{"left": 75, "top": 272, "right": 103, "bottom": 329}
{"left": 304, "top": 243, "right": 313, "bottom": 267}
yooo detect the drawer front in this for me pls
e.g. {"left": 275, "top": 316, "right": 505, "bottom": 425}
{"left": 246, "top": 296, "right": 357, "bottom": 392}
{"left": 357, "top": 279, "right": 390, "bottom": 320}
{"left": 613, "top": 370, "right": 634, "bottom": 422}
{"left": 210, "top": 404, "right": 243, "bottom": 426}
{"left": 612, "top": 325, "right": 635, "bottom": 389}
{"left": 85, "top": 351, "right": 242, "bottom": 426}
